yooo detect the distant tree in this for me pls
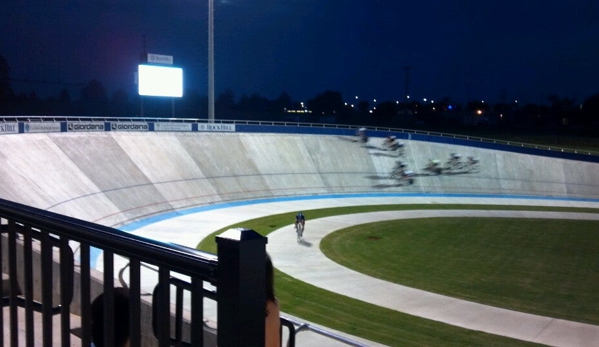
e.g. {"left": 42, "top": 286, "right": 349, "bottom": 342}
{"left": 357, "top": 100, "right": 369, "bottom": 113}
{"left": 238, "top": 93, "right": 269, "bottom": 113}
{"left": 273, "top": 92, "right": 293, "bottom": 112}
{"left": 79, "top": 80, "right": 108, "bottom": 116}
{"left": 307, "top": 90, "right": 345, "bottom": 115}
{"left": 373, "top": 101, "right": 398, "bottom": 118}
{"left": 467, "top": 100, "right": 489, "bottom": 112}
{"left": 110, "top": 89, "right": 130, "bottom": 117}
{"left": 216, "top": 88, "right": 236, "bottom": 110}
{"left": 581, "top": 93, "right": 599, "bottom": 126}
{"left": 179, "top": 89, "right": 207, "bottom": 118}
{"left": 80, "top": 80, "right": 108, "bottom": 103}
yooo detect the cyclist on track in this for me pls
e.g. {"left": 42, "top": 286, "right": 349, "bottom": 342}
{"left": 295, "top": 212, "right": 305, "bottom": 231}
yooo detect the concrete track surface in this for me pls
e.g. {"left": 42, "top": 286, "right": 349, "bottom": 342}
{"left": 2, "top": 131, "right": 599, "bottom": 346}
{"left": 1, "top": 132, "right": 599, "bottom": 227}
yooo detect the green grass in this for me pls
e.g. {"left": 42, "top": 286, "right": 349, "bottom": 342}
{"left": 196, "top": 204, "right": 599, "bottom": 346}
{"left": 321, "top": 217, "right": 599, "bottom": 326}
{"left": 196, "top": 204, "right": 599, "bottom": 253}
{"left": 274, "top": 268, "right": 541, "bottom": 346}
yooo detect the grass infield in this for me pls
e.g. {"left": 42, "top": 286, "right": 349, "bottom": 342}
{"left": 321, "top": 217, "right": 599, "bottom": 326}
{"left": 196, "top": 204, "right": 599, "bottom": 346}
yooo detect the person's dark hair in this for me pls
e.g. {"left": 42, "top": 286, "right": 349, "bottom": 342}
{"left": 265, "top": 253, "right": 275, "bottom": 305}
{"left": 91, "top": 287, "right": 130, "bottom": 347}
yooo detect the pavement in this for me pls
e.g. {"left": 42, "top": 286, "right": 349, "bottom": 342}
{"left": 126, "top": 195, "right": 599, "bottom": 347}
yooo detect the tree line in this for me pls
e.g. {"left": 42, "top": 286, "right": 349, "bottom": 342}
{"left": 1, "top": 55, "right": 598, "bottom": 135}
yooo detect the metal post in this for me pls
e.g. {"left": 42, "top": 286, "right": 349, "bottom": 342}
{"left": 216, "top": 228, "right": 267, "bottom": 347}
{"left": 208, "top": 0, "right": 215, "bottom": 121}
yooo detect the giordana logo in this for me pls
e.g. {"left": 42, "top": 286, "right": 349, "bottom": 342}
{"left": 110, "top": 123, "right": 149, "bottom": 131}
{"left": 67, "top": 123, "right": 104, "bottom": 131}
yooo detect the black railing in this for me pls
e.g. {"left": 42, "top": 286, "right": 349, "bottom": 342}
{"left": 0, "top": 197, "right": 294, "bottom": 347}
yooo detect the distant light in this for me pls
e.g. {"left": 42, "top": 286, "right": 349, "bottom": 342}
{"left": 448, "top": 105, "right": 453, "bottom": 110}
{"left": 423, "top": 98, "right": 427, "bottom": 102}
{"left": 432, "top": 107, "right": 436, "bottom": 110}
{"left": 344, "top": 102, "right": 347, "bottom": 106}
{"left": 431, "top": 100, "right": 434, "bottom": 104}
{"left": 373, "top": 99, "right": 377, "bottom": 103}
{"left": 481, "top": 100, "right": 485, "bottom": 103}
{"left": 373, "top": 107, "right": 376, "bottom": 110}
{"left": 407, "top": 95, "right": 410, "bottom": 99}
{"left": 515, "top": 100, "right": 518, "bottom": 103}
{"left": 355, "top": 96, "right": 358, "bottom": 99}
{"left": 351, "top": 104, "right": 354, "bottom": 108}
{"left": 476, "top": 110, "right": 483, "bottom": 115}
{"left": 369, "top": 110, "right": 373, "bottom": 113}
{"left": 500, "top": 114, "right": 503, "bottom": 118}
{"left": 396, "top": 101, "right": 399, "bottom": 104}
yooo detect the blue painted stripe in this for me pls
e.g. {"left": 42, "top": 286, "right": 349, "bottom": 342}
{"left": 119, "top": 192, "right": 599, "bottom": 232}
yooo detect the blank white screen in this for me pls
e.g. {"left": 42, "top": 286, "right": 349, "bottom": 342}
{"left": 138, "top": 65, "right": 183, "bottom": 97}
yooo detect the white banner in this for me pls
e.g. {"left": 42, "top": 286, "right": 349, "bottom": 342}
{"left": 0, "top": 122, "right": 18, "bottom": 134}
{"left": 110, "top": 122, "right": 149, "bottom": 132}
{"left": 147, "top": 53, "right": 173, "bottom": 65}
{"left": 197, "top": 123, "right": 236, "bottom": 132}
{"left": 24, "top": 122, "right": 61, "bottom": 133}
{"left": 154, "top": 122, "right": 192, "bottom": 132}
{"left": 67, "top": 122, "right": 105, "bottom": 132}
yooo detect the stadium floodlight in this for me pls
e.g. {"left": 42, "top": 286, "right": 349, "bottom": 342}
{"left": 138, "top": 64, "right": 183, "bottom": 97}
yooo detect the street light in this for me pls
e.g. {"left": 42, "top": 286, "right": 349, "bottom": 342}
{"left": 208, "top": 0, "right": 215, "bottom": 121}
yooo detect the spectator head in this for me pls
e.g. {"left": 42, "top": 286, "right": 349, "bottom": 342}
{"left": 91, "top": 287, "right": 130, "bottom": 347}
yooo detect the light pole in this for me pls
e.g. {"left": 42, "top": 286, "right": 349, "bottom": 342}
{"left": 208, "top": 0, "right": 215, "bottom": 121}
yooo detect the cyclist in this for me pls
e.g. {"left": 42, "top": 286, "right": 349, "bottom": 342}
{"left": 295, "top": 212, "right": 305, "bottom": 232}
{"left": 355, "top": 127, "right": 368, "bottom": 144}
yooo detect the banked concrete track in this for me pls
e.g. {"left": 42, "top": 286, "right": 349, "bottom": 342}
{"left": 1, "top": 131, "right": 599, "bottom": 226}
{"left": 2, "top": 130, "right": 599, "bottom": 346}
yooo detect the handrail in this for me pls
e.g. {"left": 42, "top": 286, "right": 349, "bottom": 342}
{"left": 281, "top": 315, "right": 368, "bottom": 347}
{"left": 117, "top": 259, "right": 356, "bottom": 347}
{"left": 2, "top": 115, "right": 598, "bottom": 156}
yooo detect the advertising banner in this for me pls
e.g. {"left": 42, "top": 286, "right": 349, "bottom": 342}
{"left": 0, "top": 122, "right": 18, "bottom": 134}
{"left": 154, "top": 122, "right": 192, "bottom": 132}
{"left": 67, "top": 122, "right": 105, "bottom": 132}
{"left": 110, "top": 122, "right": 149, "bottom": 132}
{"left": 24, "top": 122, "right": 61, "bottom": 133}
{"left": 197, "top": 123, "right": 236, "bottom": 132}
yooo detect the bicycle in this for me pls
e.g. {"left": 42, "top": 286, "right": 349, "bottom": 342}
{"left": 295, "top": 222, "right": 304, "bottom": 242}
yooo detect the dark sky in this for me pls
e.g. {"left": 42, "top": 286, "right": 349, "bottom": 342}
{"left": 2, "top": 0, "right": 599, "bottom": 105}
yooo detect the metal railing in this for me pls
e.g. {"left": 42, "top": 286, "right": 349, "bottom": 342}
{"left": 2, "top": 115, "right": 598, "bottom": 156}
{"left": 0, "top": 197, "right": 271, "bottom": 347}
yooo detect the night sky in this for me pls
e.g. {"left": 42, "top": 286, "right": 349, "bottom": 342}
{"left": 2, "top": 0, "right": 599, "bottom": 105}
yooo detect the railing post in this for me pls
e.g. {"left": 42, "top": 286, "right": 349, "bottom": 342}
{"left": 216, "top": 228, "right": 267, "bottom": 347}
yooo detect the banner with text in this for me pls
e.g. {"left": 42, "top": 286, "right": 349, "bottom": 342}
{"left": 197, "top": 123, "right": 236, "bottom": 132}
{"left": 0, "top": 122, "right": 18, "bottom": 134}
{"left": 110, "top": 122, "right": 149, "bottom": 132}
{"left": 24, "top": 122, "right": 61, "bottom": 133}
{"left": 154, "top": 122, "right": 192, "bottom": 132}
{"left": 67, "top": 122, "right": 105, "bottom": 132}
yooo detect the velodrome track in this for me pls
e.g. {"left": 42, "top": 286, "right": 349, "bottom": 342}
{"left": 124, "top": 195, "right": 599, "bottom": 347}
{"left": 2, "top": 129, "right": 599, "bottom": 346}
